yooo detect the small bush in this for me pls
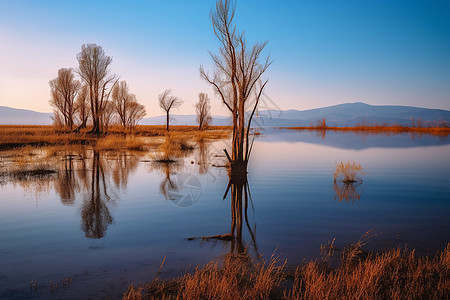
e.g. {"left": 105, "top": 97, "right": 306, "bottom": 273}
{"left": 333, "top": 161, "right": 364, "bottom": 183}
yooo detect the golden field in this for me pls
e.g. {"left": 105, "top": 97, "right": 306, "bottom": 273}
{"left": 0, "top": 125, "right": 231, "bottom": 151}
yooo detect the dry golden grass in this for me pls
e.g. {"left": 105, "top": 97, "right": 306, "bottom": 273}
{"left": 333, "top": 161, "right": 365, "bottom": 183}
{"left": 125, "top": 252, "right": 286, "bottom": 300}
{"left": 0, "top": 125, "right": 231, "bottom": 151}
{"left": 0, "top": 125, "right": 97, "bottom": 150}
{"left": 153, "top": 136, "right": 194, "bottom": 162}
{"left": 108, "top": 124, "right": 231, "bottom": 139}
{"left": 284, "top": 125, "right": 450, "bottom": 136}
{"left": 288, "top": 243, "right": 450, "bottom": 300}
{"left": 123, "top": 242, "right": 450, "bottom": 300}
{"left": 95, "top": 135, "right": 148, "bottom": 151}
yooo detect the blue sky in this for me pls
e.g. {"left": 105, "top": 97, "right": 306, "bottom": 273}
{"left": 0, "top": 0, "right": 449, "bottom": 115}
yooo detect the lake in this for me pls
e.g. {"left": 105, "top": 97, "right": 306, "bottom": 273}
{"left": 1, "top": 129, "right": 449, "bottom": 299}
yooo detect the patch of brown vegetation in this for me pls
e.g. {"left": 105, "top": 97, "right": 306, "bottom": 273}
{"left": 123, "top": 242, "right": 450, "bottom": 300}
{"left": 125, "top": 252, "right": 286, "bottom": 300}
{"left": 95, "top": 135, "right": 148, "bottom": 151}
{"left": 0, "top": 125, "right": 96, "bottom": 150}
{"left": 0, "top": 125, "right": 231, "bottom": 150}
{"left": 333, "top": 161, "right": 364, "bottom": 183}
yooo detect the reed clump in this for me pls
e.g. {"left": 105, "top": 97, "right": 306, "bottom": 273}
{"left": 333, "top": 161, "right": 364, "bottom": 183}
{"left": 123, "top": 242, "right": 449, "bottom": 300}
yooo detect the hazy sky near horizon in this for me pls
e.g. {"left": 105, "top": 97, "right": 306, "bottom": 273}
{"left": 0, "top": 0, "right": 449, "bottom": 116}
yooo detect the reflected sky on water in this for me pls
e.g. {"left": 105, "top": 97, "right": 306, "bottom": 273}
{"left": 1, "top": 131, "right": 449, "bottom": 299}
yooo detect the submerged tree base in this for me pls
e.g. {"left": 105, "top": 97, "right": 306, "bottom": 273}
{"left": 229, "top": 162, "right": 248, "bottom": 178}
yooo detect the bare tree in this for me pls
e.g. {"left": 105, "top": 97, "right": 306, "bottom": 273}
{"left": 200, "top": 0, "right": 271, "bottom": 174}
{"left": 111, "top": 80, "right": 130, "bottom": 128}
{"left": 49, "top": 68, "right": 80, "bottom": 130}
{"left": 195, "top": 93, "right": 212, "bottom": 130}
{"left": 77, "top": 44, "right": 117, "bottom": 134}
{"left": 112, "top": 80, "right": 146, "bottom": 131}
{"left": 74, "top": 84, "right": 91, "bottom": 130}
{"left": 125, "top": 101, "right": 146, "bottom": 132}
{"left": 158, "top": 89, "right": 183, "bottom": 131}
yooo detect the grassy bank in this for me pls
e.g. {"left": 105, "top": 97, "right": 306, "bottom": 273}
{"left": 0, "top": 125, "right": 231, "bottom": 150}
{"left": 123, "top": 242, "right": 449, "bottom": 300}
{"left": 282, "top": 125, "right": 450, "bottom": 136}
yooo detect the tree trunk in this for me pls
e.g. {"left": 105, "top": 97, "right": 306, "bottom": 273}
{"left": 166, "top": 112, "right": 169, "bottom": 131}
{"left": 230, "top": 160, "right": 248, "bottom": 178}
{"left": 90, "top": 118, "right": 100, "bottom": 134}
{"left": 224, "top": 149, "right": 248, "bottom": 177}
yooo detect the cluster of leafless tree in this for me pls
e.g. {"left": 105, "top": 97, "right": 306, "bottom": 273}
{"left": 50, "top": 44, "right": 213, "bottom": 133}
{"left": 49, "top": 44, "right": 146, "bottom": 133}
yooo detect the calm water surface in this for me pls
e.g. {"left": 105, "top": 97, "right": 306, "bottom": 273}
{"left": 1, "top": 130, "right": 449, "bottom": 299}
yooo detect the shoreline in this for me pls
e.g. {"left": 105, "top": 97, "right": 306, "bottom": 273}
{"left": 279, "top": 125, "right": 450, "bottom": 136}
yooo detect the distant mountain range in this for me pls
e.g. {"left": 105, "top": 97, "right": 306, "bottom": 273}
{"left": 0, "top": 106, "right": 53, "bottom": 125}
{"left": 253, "top": 102, "right": 450, "bottom": 127}
{"left": 1, "top": 102, "right": 449, "bottom": 127}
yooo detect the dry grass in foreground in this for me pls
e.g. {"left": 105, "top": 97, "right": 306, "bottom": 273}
{"left": 123, "top": 242, "right": 449, "bottom": 300}
{"left": 0, "top": 125, "right": 231, "bottom": 150}
{"left": 283, "top": 125, "right": 450, "bottom": 136}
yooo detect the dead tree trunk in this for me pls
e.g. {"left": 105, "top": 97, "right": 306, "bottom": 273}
{"left": 200, "top": 0, "right": 271, "bottom": 175}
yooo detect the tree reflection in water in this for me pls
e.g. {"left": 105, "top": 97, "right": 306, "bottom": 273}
{"left": 110, "top": 151, "right": 140, "bottom": 189}
{"left": 224, "top": 174, "right": 258, "bottom": 255}
{"left": 80, "top": 151, "right": 114, "bottom": 239}
{"left": 78, "top": 150, "right": 141, "bottom": 238}
{"left": 196, "top": 137, "right": 209, "bottom": 175}
{"left": 55, "top": 153, "right": 81, "bottom": 206}
{"left": 147, "top": 135, "right": 194, "bottom": 201}
{"left": 150, "top": 160, "right": 184, "bottom": 201}
{"left": 4, "top": 148, "right": 143, "bottom": 239}
{"left": 188, "top": 172, "right": 259, "bottom": 257}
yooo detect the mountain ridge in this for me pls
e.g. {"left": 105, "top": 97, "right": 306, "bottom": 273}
{"left": 1, "top": 103, "right": 449, "bottom": 126}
